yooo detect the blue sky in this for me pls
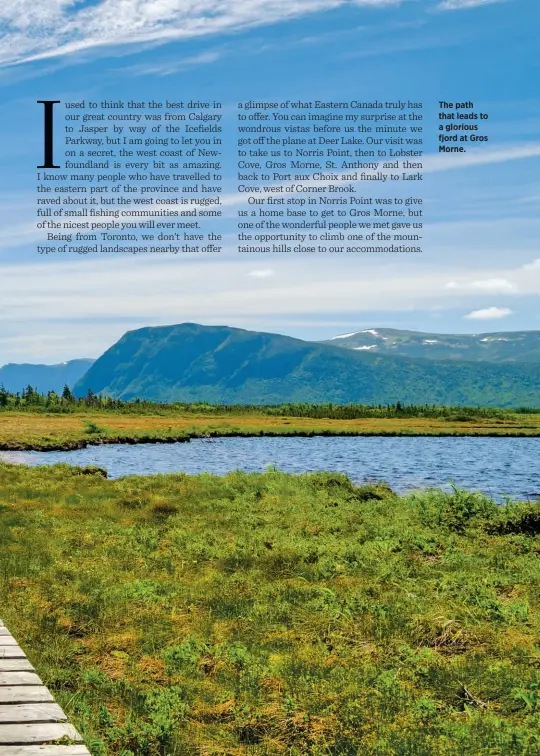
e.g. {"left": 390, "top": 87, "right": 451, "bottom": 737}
{"left": 0, "top": 0, "right": 538, "bottom": 364}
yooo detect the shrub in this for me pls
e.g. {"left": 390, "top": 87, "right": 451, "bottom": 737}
{"left": 149, "top": 496, "right": 178, "bottom": 517}
{"left": 74, "top": 465, "right": 108, "bottom": 478}
{"left": 412, "top": 485, "right": 498, "bottom": 531}
{"left": 116, "top": 494, "right": 150, "bottom": 509}
{"left": 82, "top": 420, "right": 105, "bottom": 434}
{"left": 163, "top": 637, "right": 205, "bottom": 675}
{"left": 486, "top": 502, "right": 540, "bottom": 535}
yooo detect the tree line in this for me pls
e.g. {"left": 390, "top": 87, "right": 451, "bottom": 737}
{"left": 0, "top": 385, "right": 536, "bottom": 418}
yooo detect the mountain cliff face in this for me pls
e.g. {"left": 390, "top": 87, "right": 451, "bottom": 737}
{"left": 0, "top": 359, "right": 94, "bottom": 395}
{"left": 323, "top": 328, "right": 540, "bottom": 363}
{"left": 73, "top": 323, "right": 540, "bottom": 407}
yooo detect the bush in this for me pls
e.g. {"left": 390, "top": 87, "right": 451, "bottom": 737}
{"left": 486, "top": 502, "right": 540, "bottom": 535}
{"left": 74, "top": 465, "right": 108, "bottom": 478}
{"left": 83, "top": 420, "right": 105, "bottom": 434}
{"left": 149, "top": 496, "right": 178, "bottom": 517}
{"left": 412, "top": 485, "right": 498, "bottom": 531}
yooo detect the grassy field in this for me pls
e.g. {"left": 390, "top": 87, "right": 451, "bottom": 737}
{"left": 1, "top": 462, "right": 540, "bottom": 755}
{"left": 1, "top": 407, "right": 540, "bottom": 451}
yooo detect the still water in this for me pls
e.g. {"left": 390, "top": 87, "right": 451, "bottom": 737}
{"left": 1, "top": 436, "right": 539, "bottom": 501}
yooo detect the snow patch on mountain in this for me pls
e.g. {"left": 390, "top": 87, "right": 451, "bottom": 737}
{"left": 329, "top": 332, "right": 360, "bottom": 340}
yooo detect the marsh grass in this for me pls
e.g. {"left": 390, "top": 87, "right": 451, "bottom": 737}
{"left": 1, "top": 463, "right": 540, "bottom": 754}
{"left": 1, "top": 408, "right": 540, "bottom": 453}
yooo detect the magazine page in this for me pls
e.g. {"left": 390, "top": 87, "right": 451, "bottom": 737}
{"left": 0, "top": 0, "right": 539, "bottom": 753}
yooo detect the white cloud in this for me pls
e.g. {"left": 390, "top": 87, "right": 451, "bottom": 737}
{"left": 423, "top": 144, "right": 540, "bottom": 174}
{"left": 438, "top": 0, "right": 507, "bottom": 9}
{"left": 2, "top": 255, "right": 534, "bottom": 329}
{"left": 0, "top": 0, "right": 405, "bottom": 67}
{"left": 523, "top": 259, "right": 540, "bottom": 271}
{"left": 122, "top": 51, "right": 221, "bottom": 77}
{"left": 465, "top": 307, "right": 513, "bottom": 320}
{"left": 1, "top": 251, "right": 539, "bottom": 363}
{"left": 248, "top": 269, "right": 275, "bottom": 279}
{"left": 445, "top": 278, "right": 517, "bottom": 293}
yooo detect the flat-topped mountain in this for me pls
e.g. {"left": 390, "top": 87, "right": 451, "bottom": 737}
{"left": 73, "top": 323, "right": 540, "bottom": 407}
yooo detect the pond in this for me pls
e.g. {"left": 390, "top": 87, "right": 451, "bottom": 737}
{"left": 1, "top": 435, "right": 539, "bottom": 501}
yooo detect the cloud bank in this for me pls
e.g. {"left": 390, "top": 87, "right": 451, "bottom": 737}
{"left": 0, "top": 0, "right": 404, "bottom": 67}
{"left": 445, "top": 278, "right": 518, "bottom": 293}
{"left": 0, "top": 0, "right": 507, "bottom": 67}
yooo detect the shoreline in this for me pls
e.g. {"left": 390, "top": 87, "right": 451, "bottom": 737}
{"left": 1, "top": 425, "right": 540, "bottom": 452}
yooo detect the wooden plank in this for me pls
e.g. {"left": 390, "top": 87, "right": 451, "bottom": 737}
{"left": 0, "top": 704, "right": 67, "bottom": 723}
{"left": 0, "top": 747, "right": 90, "bottom": 755}
{"left": 0, "top": 672, "right": 43, "bottom": 687}
{"left": 0, "top": 688, "right": 54, "bottom": 705}
{"left": 0, "top": 624, "right": 89, "bottom": 754}
{"left": 0, "top": 648, "right": 27, "bottom": 659}
{"left": 0, "top": 721, "right": 83, "bottom": 744}
{"left": 0, "top": 660, "right": 35, "bottom": 672}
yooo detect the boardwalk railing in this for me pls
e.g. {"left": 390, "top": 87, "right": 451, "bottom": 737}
{"left": 0, "top": 619, "right": 91, "bottom": 755}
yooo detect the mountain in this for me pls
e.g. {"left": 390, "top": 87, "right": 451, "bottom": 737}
{"left": 323, "top": 328, "right": 540, "bottom": 363}
{"left": 0, "top": 359, "right": 95, "bottom": 395}
{"left": 74, "top": 323, "right": 540, "bottom": 407}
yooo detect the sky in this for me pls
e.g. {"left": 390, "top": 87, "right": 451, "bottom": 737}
{"left": 0, "top": 0, "right": 538, "bottom": 364}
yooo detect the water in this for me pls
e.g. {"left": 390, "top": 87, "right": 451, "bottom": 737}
{"left": 1, "top": 436, "right": 539, "bottom": 501}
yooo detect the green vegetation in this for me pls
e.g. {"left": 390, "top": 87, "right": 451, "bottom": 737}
{"left": 73, "top": 323, "right": 540, "bottom": 407}
{"left": 1, "top": 463, "right": 539, "bottom": 754}
{"left": 1, "top": 394, "right": 540, "bottom": 452}
{"left": 1, "top": 398, "right": 540, "bottom": 452}
{"left": 83, "top": 419, "right": 107, "bottom": 435}
{"left": 3, "top": 384, "right": 540, "bottom": 418}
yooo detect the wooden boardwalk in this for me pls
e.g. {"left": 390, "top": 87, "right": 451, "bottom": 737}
{"left": 0, "top": 620, "right": 91, "bottom": 755}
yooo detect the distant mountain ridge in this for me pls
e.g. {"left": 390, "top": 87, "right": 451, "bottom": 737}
{"left": 0, "top": 359, "right": 95, "bottom": 395}
{"left": 73, "top": 323, "right": 540, "bottom": 407}
{"left": 322, "top": 328, "right": 540, "bottom": 363}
